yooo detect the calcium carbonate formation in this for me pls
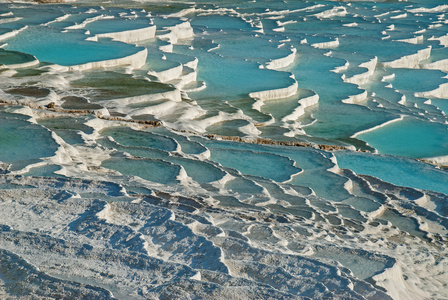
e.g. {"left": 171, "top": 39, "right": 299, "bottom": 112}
{"left": 0, "top": 0, "right": 448, "bottom": 299}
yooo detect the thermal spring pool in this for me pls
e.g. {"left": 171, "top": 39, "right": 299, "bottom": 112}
{"left": 0, "top": 0, "right": 448, "bottom": 299}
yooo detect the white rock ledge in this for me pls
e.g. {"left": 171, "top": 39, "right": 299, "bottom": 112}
{"left": 420, "top": 58, "right": 448, "bottom": 72}
{"left": 158, "top": 21, "right": 194, "bottom": 44}
{"left": 282, "top": 92, "right": 319, "bottom": 122}
{"left": 342, "top": 90, "right": 368, "bottom": 104}
{"left": 148, "top": 62, "right": 183, "bottom": 82}
{"left": 395, "top": 35, "right": 424, "bottom": 45}
{"left": 311, "top": 38, "right": 339, "bottom": 49}
{"left": 414, "top": 81, "right": 448, "bottom": 99}
{"left": 264, "top": 47, "right": 297, "bottom": 70}
{"left": 428, "top": 34, "right": 448, "bottom": 47}
{"left": 2, "top": 57, "right": 40, "bottom": 69}
{"left": 351, "top": 116, "right": 404, "bottom": 138}
{"left": 96, "top": 25, "right": 156, "bottom": 44}
{"left": 249, "top": 80, "right": 298, "bottom": 101}
{"left": 51, "top": 48, "right": 148, "bottom": 71}
{"left": 0, "top": 26, "right": 27, "bottom": 42}
{"left": 100, "top": 89, "right": 183, "bottom": 113}
{"left": 380, "top": 46, "right": 431, "bottom": 69}
{"left": 344, "top": 57, "right": 378, "bottom": 85}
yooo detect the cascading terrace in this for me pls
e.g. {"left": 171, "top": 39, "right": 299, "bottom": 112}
{"left": 0, "top": 0, "right": 448, "bottom": 299}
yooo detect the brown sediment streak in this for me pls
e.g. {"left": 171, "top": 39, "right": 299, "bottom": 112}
{"left": 417, "top": 158, "right": 448, "bottom": 169}
{"left": 169, "top": 129, "right": 364, "bottom": 152}
{"left": 204, "top": 133, "right": 349, "bottom": 151}
{"left": 0, "top": 99, "right": 357, "bottom": 151}
{"left": 35, "top": 0, "right": 65, "bottom": 3}
{"left": 97, "top": 116, "right": 162, "bottom": 127}
{"left": 49, "top": 108, "right": 163, "bottom": 127}
{"left": 0, "top": 100, "right": 162, "bottom": 127}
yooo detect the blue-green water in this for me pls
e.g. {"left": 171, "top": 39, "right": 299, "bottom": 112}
{"left": 357, "top": 117, "right": 448, "bottom": 158}
{"left": 1, "top": 1, "right": 448, "bottom": 299}
{"left": 4, "top": 26, "right": 144, "bottom": 66}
